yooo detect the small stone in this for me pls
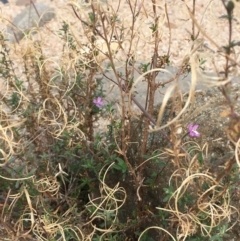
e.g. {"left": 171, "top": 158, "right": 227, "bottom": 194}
{"left": 0, "top": 0, "right": 8, "bottom": 4}
{"left": 176, "top": 126, "right": 183, "bottom": 135}
{"left": 6, "top": 3, "right": 55, "bottom": 43}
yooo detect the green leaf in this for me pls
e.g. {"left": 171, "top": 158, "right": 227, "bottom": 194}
{"left": 149, "top": 24, "right": 157, "bottom": 32}
{"left": 226, "top": 1, "right": 234, "bottom": 15}
{"left": 88, "top": 12, "right": 96, "bottom": 23}
{"left": 197, "top": 152, "right": 204, "bottom": 166}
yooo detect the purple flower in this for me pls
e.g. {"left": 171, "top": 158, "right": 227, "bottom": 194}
{"left": 93, "top": 97, "right": 104, "bottom": 108}
{"left": 188, "top": 124, "right": 200, "bottom": 137}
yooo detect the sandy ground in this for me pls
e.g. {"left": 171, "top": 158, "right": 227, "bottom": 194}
{"left": 1, "top": 0, "right": 240, "bottom": 70}
{"left": 0, "top": 0, "right": 240, "bottom": 112}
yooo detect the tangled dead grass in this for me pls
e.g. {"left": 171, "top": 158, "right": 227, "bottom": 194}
{"left": 0, "top": 0, "right": 239, "bottom": 240}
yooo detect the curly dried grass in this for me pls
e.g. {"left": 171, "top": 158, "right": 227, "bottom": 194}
{"left": 84, "top": 163, "right": 126, "bottom": 240}
{"left": 0, "top": 0, "right": 240, "bottom": 240}
{"left": 156, "top": 155, "right": 238, "bottom": 240}
{"left": 0, "top": 174, "right": 88, "bottom": 241}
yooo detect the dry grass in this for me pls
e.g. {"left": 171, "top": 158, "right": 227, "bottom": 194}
{"left": 0, "top": 0, "right": 239, "bottom": 240}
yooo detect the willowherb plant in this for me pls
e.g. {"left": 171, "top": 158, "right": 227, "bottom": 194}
{"left": 0, "top": 0, "right": 240, "bottom": 240}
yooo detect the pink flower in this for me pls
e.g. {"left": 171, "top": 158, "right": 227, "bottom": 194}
{"left": 188, "top": 124, "right": 200, "bottom": 137}
{"left": 93, "top": 97, "right": 104, "bottom": 108}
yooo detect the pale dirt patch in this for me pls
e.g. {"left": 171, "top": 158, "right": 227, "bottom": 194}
{"left": 0, "top": 0, "right": 239, "bottom": 109}
{"left": 0, "top": 0, "right": 240, "bottom": 71}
